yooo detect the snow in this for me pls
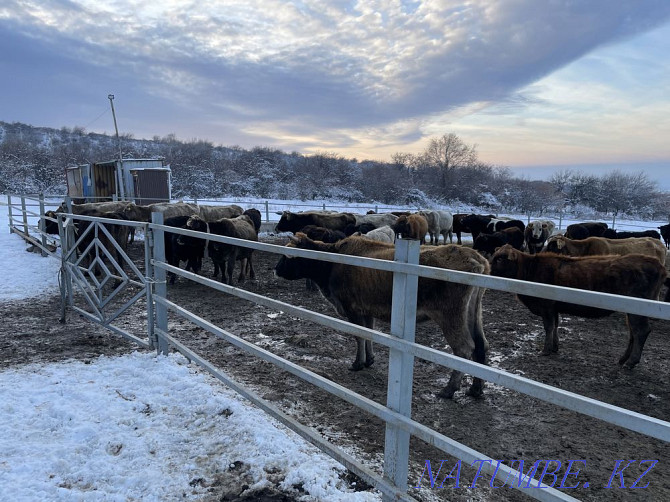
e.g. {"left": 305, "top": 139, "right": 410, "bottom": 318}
{"left": 0, "top": 202, "right": 380, "bottom": 501}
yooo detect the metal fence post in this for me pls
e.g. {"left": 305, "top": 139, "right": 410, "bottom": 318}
{"left": 383, "top": 238, "right": 420, "bottom": 499}
{"left": 151, "top": 212, "right": 170, "bottom": 355}
{"left": 265, "top": 201, "right": 270, "bottom": 222}
{"left": 20, "top": 196, "right": 28, "bottom": 236}
{"left": 7, "top": 195, "right": 13, "bottom": 234}
{"left": 38, "top": 193, "right": 47, "bottom": 256}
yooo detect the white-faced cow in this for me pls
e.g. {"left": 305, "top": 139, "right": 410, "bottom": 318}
{"left": 490, "top": 244, "right": 667, "bottom": 367}
{"left": 524, "top": 220, "right": 555, "bottom": 254}
{"left": 274, "top": 234, "right": 491, "bottom": 399}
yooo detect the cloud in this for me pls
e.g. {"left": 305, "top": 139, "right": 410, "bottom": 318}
{"left": 1, "top": 0, "right": 670, "bottom": 157}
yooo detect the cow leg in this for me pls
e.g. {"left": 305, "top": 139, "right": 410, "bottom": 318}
{"left": 465, "top": 287, "right": 488, "bottom": 398}
{"left": 436, "top": 313, "right": 476, "bottom": 399}
{"left": 456, "top": 231, "right": 462, "bottom": 245}
{"left": 620, "top": 314, "right": 651, "bottom": 368}
{"left": 348, "top": 315, "right": 374, "bottom": 371}
{"left": 247, "top": 254, "right": 255, "bottom": 280}
{"left": 237, "top": 257, "right": 247, "bottom": 282}
{"left": 540, "top": 312, "right": 559, "bottom": 355}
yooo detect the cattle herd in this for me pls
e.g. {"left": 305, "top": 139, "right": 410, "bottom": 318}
{"left": 42, "top": 202, "right": 670, "bottom": 399}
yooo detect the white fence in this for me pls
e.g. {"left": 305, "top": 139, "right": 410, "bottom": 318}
{"left": 4, "top": 193, "right": 670, "bottom": 501}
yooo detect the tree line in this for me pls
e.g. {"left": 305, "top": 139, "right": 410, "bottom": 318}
{"left": 1, "top": 121, "right": 668, "bottom": 219}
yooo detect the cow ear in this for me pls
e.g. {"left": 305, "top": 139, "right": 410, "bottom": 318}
{"left": 556, "top": 238, "right": 565, "bottom": 250}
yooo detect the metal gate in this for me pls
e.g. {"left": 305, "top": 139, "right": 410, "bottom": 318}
{"left": 57, "top": 212, "right": 153, "bottom": 349}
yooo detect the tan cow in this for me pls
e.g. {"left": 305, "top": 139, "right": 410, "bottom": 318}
{"left": 545, "top": 235, "right": 666, "bottom": 265}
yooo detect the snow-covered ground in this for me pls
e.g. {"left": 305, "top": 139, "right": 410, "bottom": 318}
{"left": 0, "top": 202, "right": 380, "bottom": 501}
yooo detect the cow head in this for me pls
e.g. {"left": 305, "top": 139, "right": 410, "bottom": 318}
{"left": 274, "top": 232, "right": 334, "bottom": 281}
{"left": 544, "top": 235, "right": 566, "bottom": 253}
{"left": 489, "top": 244, "right": 521, "bottom": 279}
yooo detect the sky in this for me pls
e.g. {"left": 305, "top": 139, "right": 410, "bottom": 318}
{"left": 0, "top": 205, "right": 380, "bottom": 501}
{"left": 1, "top": 1, "right": 669, "bottom": 181}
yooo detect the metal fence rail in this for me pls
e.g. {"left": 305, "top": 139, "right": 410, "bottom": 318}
{"left": 4, "top": 194, "right": 670, "bottom": 502}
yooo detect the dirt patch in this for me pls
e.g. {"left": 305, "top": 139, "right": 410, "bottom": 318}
{"left": 3, "top": 235, "right": 670, "bottom": 501}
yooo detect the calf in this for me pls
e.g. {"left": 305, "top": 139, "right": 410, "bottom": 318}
{"left": 490, "top": 245, "right": 667, "bottom": 367}
{"left": 274, "top": 234, "right": 490, "bottom": 398}
{"left": 390, "top": 214, "right": 429, "bottom": 244}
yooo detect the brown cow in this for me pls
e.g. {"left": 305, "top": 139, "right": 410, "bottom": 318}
{"left": 545, "top": 235, "right": 666, "bottom": 265}
{"left": 274, "top": 235, "right": 490, "bottom": 399}
{"left": 490, "top": 245, "right": 667, "bottom": 367}
{"left": 198, "top": 204, "right": 244, "bottom": 222}
{"left": 390, "top": 214, "right": 429, "bottom": 244}
{"left": 204, "top": 214, "right": 258, "bottom": 284}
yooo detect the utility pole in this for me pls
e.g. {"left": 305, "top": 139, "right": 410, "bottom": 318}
{"left": 108, "top": 94, "right": 126, "bottom": 199}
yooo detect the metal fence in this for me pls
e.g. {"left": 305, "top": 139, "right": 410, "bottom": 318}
{"left": 4, "top": 193, "right": 670, "bottom": 501}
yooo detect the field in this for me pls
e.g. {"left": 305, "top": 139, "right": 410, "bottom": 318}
{"left": 4, "top": 228, "right": 670, "bottom": 501}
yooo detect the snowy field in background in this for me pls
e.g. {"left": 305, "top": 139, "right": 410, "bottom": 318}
{"left": 0, "top": 202, "right": 379, "bottom": 501}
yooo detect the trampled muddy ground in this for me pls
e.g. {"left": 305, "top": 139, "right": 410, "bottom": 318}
{"left": 3, "top": 235, "right": 670, "bottom": 502}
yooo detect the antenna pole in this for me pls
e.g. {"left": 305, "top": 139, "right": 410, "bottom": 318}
{"left": 108, "top": 94, "right": 122, "bottom": 161}
{"left": 108, "top": 94, "right": 126, "bottom": 199}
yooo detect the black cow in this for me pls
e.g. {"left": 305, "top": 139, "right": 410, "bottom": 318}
{"left": 163, "top": 215, "right": 207, "bottom": 285}
{"left": 659, "top": 224, "right": 670, "bottom": 249}
{"left": 565, "top": 222, "right": 608, "bottom": 240}
{"left": 275, "top": 211, "right": 355, "bottom": 234}
{"left": 473, "top": 227, "right": 524, "bottom": 257}
{"left": 603, "top": 229, "right": 661, "bottom": 240}
{"left": 460, "top": 214, "right": 496, "bottom": 241}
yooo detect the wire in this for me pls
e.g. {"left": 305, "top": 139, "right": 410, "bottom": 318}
{"left": 82, "top": 107, "right": 110, "bottom": 130}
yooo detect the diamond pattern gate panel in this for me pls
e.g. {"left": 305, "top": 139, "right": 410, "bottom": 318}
{"left": 58, "top": 213, "right": 153, "bottom": 349}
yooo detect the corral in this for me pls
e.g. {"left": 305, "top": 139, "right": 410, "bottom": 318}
{"left": 4, "top": 196, "right": 670, "bottom": 501}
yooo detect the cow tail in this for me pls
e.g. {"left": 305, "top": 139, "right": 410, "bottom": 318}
{"left": 664, "top": 278, "right": 670, "bottom": 303}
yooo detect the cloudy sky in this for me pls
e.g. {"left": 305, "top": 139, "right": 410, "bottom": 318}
{"left": 1, "top": 1, "right": 669, "bottom": 185}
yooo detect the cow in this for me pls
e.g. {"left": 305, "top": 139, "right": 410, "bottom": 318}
{"left": 660, "top": 224, "right": 670, "bottom": 249}
{"left": 418, "top": 210, "right": 441, "bottom": 245}
{"left": 473, "top": 227, "right": 524, "bottom": 257}
{"left": 352, "top": 212, "right": 398, "bottom": 229}
{"left": 243, "top": 208, "right": 262, "bottom": 233}
{"left": 390, "top": 214, "right": 429, "bottom": 243}
{"left": 123, "top": 202, "right": 200, "bottom": 223}
{"left": 602, "top": 229, "right": 662, "bottom": 240}
{"left": 198, "top": 204, "right": 244, "bottom": 222}
{"left": 274, "top": 234, "right": 490, "bottom": 399}
{"left": 358, "top": 225, "right": 395, "bottom": 243}
{"left": 163, "top": 215, "right": 208, "bottom": 285}
{"left": 524, "top": 220, "right": 555, "bottom": 254}
{"left": 488, "top": 218, "right": 526, "bottom": 234}
{"left": 44, "top": 201, "right": 135, "bottom": 241}
{"left": 451, "top": 213, "right": 471, "bottom": 245}
{"left": 544, "top": 235, "right": 666, "bottom": 265}
{"left": 275, "top": 211, "right": 356, "bottom": 234}
{"left": 489, "top": 244, "right": 667, "bottom": 367}
{"left": 460, "top": 214, "right": 496, "bottom": 242}
{"left": 565, "top": 222, "right": 608, "bottom": 240}
{"left": 300, "top": 225, "right": 347, "bottom": 244}
{"left": 205, "top": 214, "right": 259, "bottom": 284}
{"left": 436, "top": 210, "right": 454, "bottom": 244}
